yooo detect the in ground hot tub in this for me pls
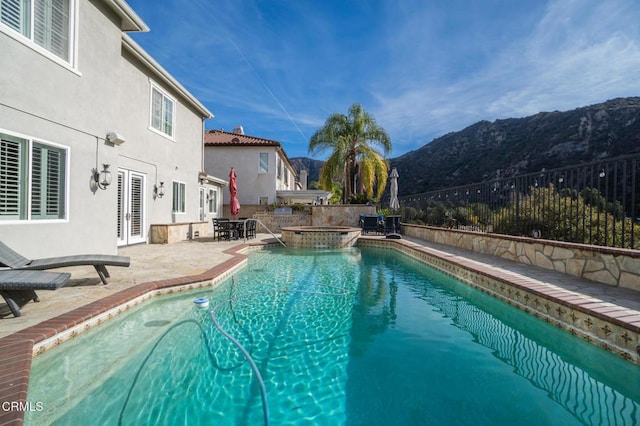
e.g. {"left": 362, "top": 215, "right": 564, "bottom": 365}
{"left": 281, "top": 226, "right": 362, "bottom": 248}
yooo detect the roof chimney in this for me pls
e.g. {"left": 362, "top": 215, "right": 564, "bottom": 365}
{"left": 232, "top": 125, "right": 244, "bottom": 135}
{"left": 299, "top": 169, "right": 308, "bottom": 190}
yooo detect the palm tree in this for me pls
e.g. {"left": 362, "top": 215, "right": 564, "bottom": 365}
{"left": 308, "top": 103, "right": 392, "bottom": 203}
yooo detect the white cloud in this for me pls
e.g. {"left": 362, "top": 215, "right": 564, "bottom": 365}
{"left": 371, "top": 0, "right": 640, "bottom": 155}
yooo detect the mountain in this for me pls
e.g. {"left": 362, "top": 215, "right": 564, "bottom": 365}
{"left": 290, "top": 97, "right": 640, "bottom": 196}
{"left": 390, "top": 97, "right": 640, "bottom": 195}
{"left": 289, "top": 157, "right": 324, "bottom": 186}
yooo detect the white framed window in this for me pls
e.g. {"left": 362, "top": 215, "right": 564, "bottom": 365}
{"left": 149, "top": 82, "right": 175, "bottom": 138}
{"left": 172, "top": 181, "right": 185, "bottom": 213}
{"left": 0, "top": 0, "right": 76, "bottom": 65}
{"left": 277, "top": 157, "right": 282, "bottom": 179}
{"left": 259, "top": 152, "right": 269, "bottom": 173}
{"left": 0, "top": 130, "right": 67, "bottom": 221}
{"left": 208, "top": 188, "right": 217, "bottom": 214}
{"left": 284, "top": 169, "right": 289, "bottom": 186}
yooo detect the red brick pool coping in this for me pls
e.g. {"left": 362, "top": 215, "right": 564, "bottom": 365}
{"left": 0, "top": 243, "right": 257, "bottom": 426}
{"left": 1, "top": 237, "right": 639, "bottom": 425}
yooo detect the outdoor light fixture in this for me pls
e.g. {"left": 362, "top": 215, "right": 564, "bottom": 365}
{"left": 599, "top": 169, "right": 606, "bottom": 178}
{"left": 106, "top": 131, "right": 126, "bottom": 145}
{"left": 154, "top": 182, "right": 165, "bottom": 198}
{"left": 93, "top": 164, "right": 112, "bottom": 190}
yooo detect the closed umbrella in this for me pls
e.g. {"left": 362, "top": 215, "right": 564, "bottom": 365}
{"left": 389, "top": 168, "right": 400, "bottom": 211}
{"left": 229, "top": 167, "right": 240, "bottom": 217}
{"left": 387, "top": 168, "right": 401, "bottom": 239}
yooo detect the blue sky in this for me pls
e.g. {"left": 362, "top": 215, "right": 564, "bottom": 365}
{"left": 126, "top": 0, "right": 640, "bottom": 159}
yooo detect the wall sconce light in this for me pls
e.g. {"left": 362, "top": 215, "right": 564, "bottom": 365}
{"left": 93, "top": 164, "right": 112, "bottom": 190}
{"left": 154, "top": 182, "right": 165, "bottom": 198}
{"left": 599, "top": 169, "right": 606, "bottom": 178}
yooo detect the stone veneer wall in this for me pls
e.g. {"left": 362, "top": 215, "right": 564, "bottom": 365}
{"left": 251, "top": 205, "right": 377, "bottom": 232}
{"left": 252, "top": 211, "right": 311, "bottom": 232}
{"left": 149, "top": 222, "right": 212, "bottom": 244}
{"left": 311, "top": 205, "right": 376, "bottom": 227}
{"left": 402, "top": 224, "right": 640, "bottom": 292}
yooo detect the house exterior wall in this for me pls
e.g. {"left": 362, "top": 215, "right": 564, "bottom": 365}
{"left": 205, "top": 145, "right": 280, "bottom": 207}
{"left": 117, "top": 44, "right": 216, "bottom": 228}
{"left": 0, "top": 0, "right": 215, "bottom": 257}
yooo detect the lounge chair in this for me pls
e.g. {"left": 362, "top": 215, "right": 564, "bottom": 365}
{"left": 0, "top": 270, "right": 71, "bottom": 317}
{"left": 0, "top": 241, "right": 130, "bottom": 285}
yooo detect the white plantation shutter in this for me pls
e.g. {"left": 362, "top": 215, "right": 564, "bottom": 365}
{"left": 31, "top": 143, "right": 65, "bottom": 219}
{"left": 0, "top": 0, "right": 30, "bottom": 35}
{"left": 259, "top": 153, "right": 269, "bottom": 173}
{"left": 130, "top": 175, "right": 143, "bottom": 237}
{"left": 34, "top": 0, "right": 70, "bottom": 61}
{"left": 45, "top": 146, "right": 63, "bottom": 216}
{"left": 162, "top": 96, "right": 173, "bottom": 136}
{"left": 151, "top": 88, "right": 162, "bottom": 131}
{"left": 0, "top": 134, "right": 26, "bottom": 219}
{"left": 117, "top": 172, "right": 124, "bottom": 239}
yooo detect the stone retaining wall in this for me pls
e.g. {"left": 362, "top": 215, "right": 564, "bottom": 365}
{"left": 402, "top": 224, "right": 640, "bottom": 292}
{"left": 311, "top": 205, "right": 376, "bottom": 227}
{"left": 252, "top": 205, "right": 377, "bottom": 232}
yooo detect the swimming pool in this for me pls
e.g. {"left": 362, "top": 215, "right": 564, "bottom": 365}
{"left": 26, "top": 247, "right": 640, "bottom": 425}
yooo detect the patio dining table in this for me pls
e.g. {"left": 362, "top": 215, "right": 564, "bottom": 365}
{"left": 228, "top": 220, "right": 245, "bottom": 240}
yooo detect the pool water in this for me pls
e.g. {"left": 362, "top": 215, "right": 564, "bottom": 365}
{"left": 26, "top": 247, "right": 640, "bottom": 425}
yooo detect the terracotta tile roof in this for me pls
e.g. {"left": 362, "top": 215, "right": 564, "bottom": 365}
{"left": 204, "top": 129, "right": 281, "bottom": 147}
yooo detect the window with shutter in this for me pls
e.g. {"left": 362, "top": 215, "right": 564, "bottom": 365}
{"left": 150, "top": 83, "right": 175, "bottom": 138}
{"left": 0, "top": 0, "right": 72, "bottom": 63}
{"left": 0, "top": 131, "right": 67, "bottom": 221}
{"left": 259, "top": 153, "right": 269, "bottom": 173}
{"left": 172, "top": 181, "right": 185, "bottom": 213}
{"left": 0, "top": 134, "right": 27, "bottom": 220}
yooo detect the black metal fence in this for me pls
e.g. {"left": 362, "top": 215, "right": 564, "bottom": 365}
{"left": 398, "top": 154, "right": 640, "bottom": 249}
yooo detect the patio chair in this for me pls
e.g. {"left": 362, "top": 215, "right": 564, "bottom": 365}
{"left": 246, "top": 219, "right": 257, "bottom": 239}
{"left": 212, "top": 218, "right": 230, "bottom": 241}
{"left": 362, "top": 216, "right": 382, "bottom": 234}
{"left": 0, "top": 270, "right": 71, "bottom": 317}
{"left": 0, "top": 240, "right": 130, "bottom": 285}
{"left": 384, "top": 215, "right": 402, "bottom": 239}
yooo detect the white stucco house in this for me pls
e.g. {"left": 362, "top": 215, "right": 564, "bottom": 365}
{"left": 204, "top": 128, "right": 331, "bottom": 217}
{"left": 0, "top": 0, "right": 223, "bottom": 256}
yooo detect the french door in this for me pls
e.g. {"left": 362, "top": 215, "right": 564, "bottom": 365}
{"left": 117, "top": 169, "right": 146, "bottom": 246}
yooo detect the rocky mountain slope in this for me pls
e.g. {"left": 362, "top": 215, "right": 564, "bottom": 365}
{"left": 391, "top": 97, "right": 640, "bottom": 194}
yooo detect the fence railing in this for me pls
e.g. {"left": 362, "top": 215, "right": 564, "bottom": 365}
{"left": 398, "top": 154, "right": 640, "bottom": 249}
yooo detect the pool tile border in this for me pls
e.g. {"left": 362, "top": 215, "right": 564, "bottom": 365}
{"left": 357, "top": 238, "right": 640, "bottom": 365}
{"left": 0, "top": 242, "right": 266, "bottom": 426}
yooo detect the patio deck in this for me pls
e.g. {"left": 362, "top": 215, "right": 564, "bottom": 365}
{"left": 1, "top": 233, "right": 639, "bottom": 425}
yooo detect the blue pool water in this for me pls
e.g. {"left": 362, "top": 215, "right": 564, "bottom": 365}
{"left": 26, "top": 247, "right": 640, "bottom": 425}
